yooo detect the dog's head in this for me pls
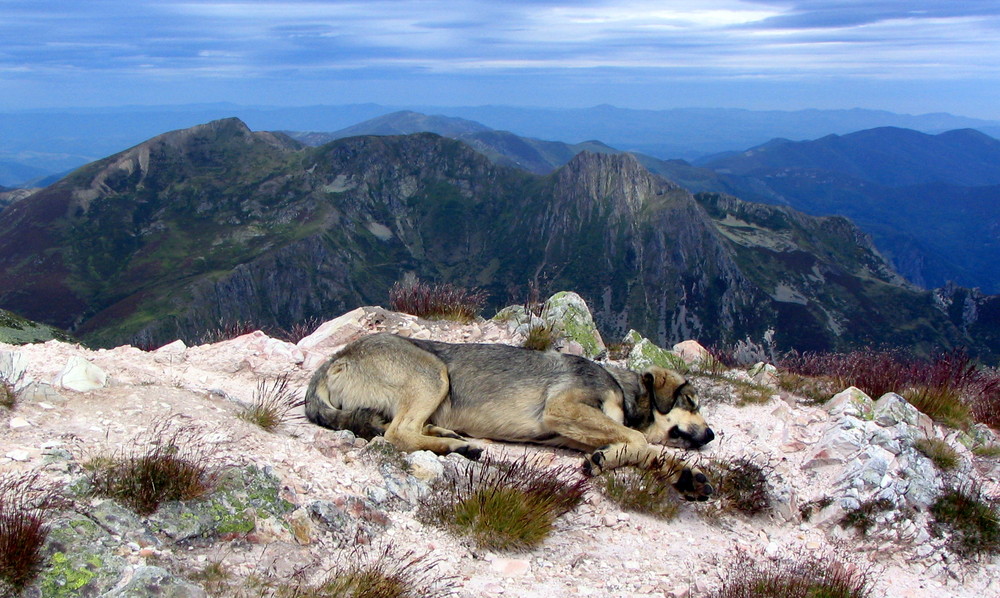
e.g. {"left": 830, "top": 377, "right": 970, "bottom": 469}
{"left": 640, "top": 367, "right": 715, "bottom": 449}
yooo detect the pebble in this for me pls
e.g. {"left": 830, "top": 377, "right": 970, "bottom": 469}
{"left": 5, "top": 449, "right": 30, "bottom": 461}
{"left": 8, "top": 417, "right": 30, "bottom": 429}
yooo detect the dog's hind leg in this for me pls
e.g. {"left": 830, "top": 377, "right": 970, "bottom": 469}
{"left": 542, "top": 389, "right": 712, "bottom": 500}
{"left": 381, "top": 346, "right": 482, "bottom": 460}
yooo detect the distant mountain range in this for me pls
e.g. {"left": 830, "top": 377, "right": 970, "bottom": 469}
{"left": 0, "top": 118, "right": 996, "bottom": 363}
{"left": 4, "top": 103, "right": 1000, "bottom": 187}
{"left": 282, "top": 112, "right": 1000, "bottom": 294}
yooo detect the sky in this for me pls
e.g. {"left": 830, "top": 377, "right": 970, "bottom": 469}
{"left": 3, "top": 0, "right": 1000, "bottom": 118}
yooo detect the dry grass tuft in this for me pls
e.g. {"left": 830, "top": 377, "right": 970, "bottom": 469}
{"left": 238, "top": 374, "right": 302, "bottom": 432}
{"left": 388, "top": 280, "right": 487, "bottom": 323}
{"left": 0, "top": 471, "right": 69, "bottom": 595}
{"left": 930, "top": 480, "right": 1000, "bottom": 559}
{"left": 914, "top": 437, "right": 960, "bottom": 471}
{"left": 705, "top": 455, "right": 771, "bottom": 517}
{"left": 597, "top": 466, "right": 681, "bottom": 520}
{"left": 711, "top": 550, "right": 878, "bottom": 598}
{"left": 418, "top": 453, "right": 588, "bottom": 551}
{"left": 83, "top": 420, "right": 221, "bottom": 516}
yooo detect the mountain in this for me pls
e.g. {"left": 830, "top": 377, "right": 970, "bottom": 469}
{"left": 5, "top": 104, "right": 1000, "bottom": 184}
{"left": 0, "top": 119, "right": 994, "bottom": 361}
{"left": 698, "top": 127, "right": 1000, "bottom": 187}
{"left": 287, "top": 110, "right": 622, "bottom": 175}
{"left": 693, "top": 128, "right": 1000, "bottom": 292}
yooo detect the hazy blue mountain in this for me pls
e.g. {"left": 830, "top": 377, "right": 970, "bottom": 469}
{"left": 688, "top": 128, "right": 1000, "bottom": 293}
{"left": 3, "top": 119, "right": 993, "bottom": 362}
{"left": 5, "top": 103, "right": 999, "bottom": 185}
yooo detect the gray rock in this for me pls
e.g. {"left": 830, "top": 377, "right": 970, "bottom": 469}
{"left": 105, "top": 566, "right": 207, "bottom": 598}
{"left": 873, "top": 393, "right": 921, "bottom": 427}
{"left": 543, "top": 291, "right": 606, "bottom": 359}
{"left": 626, "top": 337, "right": 688, "bottom": 372}
{"left": 825, "top": 387, "right": 874, "bottom": 419}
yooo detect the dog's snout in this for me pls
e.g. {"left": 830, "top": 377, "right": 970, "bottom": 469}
{"left": 671, "top": 426, "right": 715, "bottom": 449}
{"left": 703, "top": 428, "right": 715, "bottom": 445}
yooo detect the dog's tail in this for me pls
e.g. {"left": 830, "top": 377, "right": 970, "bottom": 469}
{"left": 304, "top": 359, "right": 388, "bottom": 439}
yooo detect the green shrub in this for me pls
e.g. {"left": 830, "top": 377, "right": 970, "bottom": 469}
{"left": 712, "top": 551, "right": 877, "bottom": 598}
{"left": 237, "top": 374, "right": 301, "bottom": 432}
{"left": 418, "top": 454, "right": 588, "bottom": 551}
{"left": 597, "top": 467, "right": 680, "bottom": 520}
{"left": 706, "top": 456, "right": 771, "bottom": 516}
{"left": 930, "top": 482, "right": 1000, "bottom": 558}
{"left": 914, "top": 438, "right": 960, "bottom": 470}
{"left": 84, "top": 421, "right": 220, "bottom": 516}
{"left": 840, "top": 498, "right": 894, "bottom": 536}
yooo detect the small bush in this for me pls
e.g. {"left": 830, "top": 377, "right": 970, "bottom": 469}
{"left": 274, "top": 317, "right": 323, "bottom": 344}
{"left": 712, "top": 551, "right": 878, "bottom": 598}
{"left": 361, "top": 438, "right": 411, "bottom": 473}
{"left": 597, "top": 466, "right": 681, "bottom": 520}
{"left": 930, "top": 481, "right": 1000, "bottom": 558}
{"left": 196, "top": 319, "right": 261, "bottom": 345}
{"left": 840, "top": 498, "right": 894, "bottom": 537}
{"left": 522, "top": 323, "right": 558, "bottom": 351}
{"left": 914, "top": 438, "right": 960, "bottom": 470}
{"left": 388, "top": 280, "right": 487, "bottom": 323}
{"left": 707, "top": 456, "right": 771, "bottom": 516}
{"left": 799, "top": 496, "right": 834, "bottom": 522}
{"left": 238, "top": 374, "right": 302, "bottom": 432}
{"left": 0, "top": 378, "right": 15, "bottom": 410}
{"left": 902, "top": 385, "right": 971, "bottom": 430}
{"left": 777, "top": 372, "right": 838, "bottom": 405}
{"left": 0, "top": 471, "right": 68, "bottom": 595}
{"left": 418, "top": 454, "right": 588, "bottom": 551}
{"left": 972, "top": 444, "right": 1000, "bottom": 458}
{"left": 606, "top": 341, "right": 634, "bottom": 361}
{"left": 84, "top": 421, "right": 220, "bottom": 516}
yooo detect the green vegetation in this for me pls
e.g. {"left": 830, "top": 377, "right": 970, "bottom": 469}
{"left": 83, "top": 421, "right": 219, "bottom": 515}
{"left": 711, "top": 551, "right": 877, "bottom": 598}
{"left": 0, "top": 471, "right": 68, "bottom": 595}
{"left": 597, "top": 467, "right": 681, "bottom": 520}
{"left": 914, "top": 438, "right": 960, "bottom": 471}
{"left": 930, "top": 482, "right": 1000, "bottom": 558}
{"left": 418, "top": 454, "right": 588, "bottom": 551}
{"left": 237, "top": 374, "right": 301, "bottom": 432}
{"left": 840, "top": 498, "right": 894, "bottom": 537}
{"left": 705, "top": 456, "right": 771, "bottom": 517}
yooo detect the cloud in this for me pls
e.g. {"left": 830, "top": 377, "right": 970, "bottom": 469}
{"left": 1, "top": 0, "right": 998, "bottom": 116}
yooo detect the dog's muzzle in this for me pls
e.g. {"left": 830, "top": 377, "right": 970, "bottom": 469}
{"left": 669, "top": 426, "right": 715, "bottom": 449}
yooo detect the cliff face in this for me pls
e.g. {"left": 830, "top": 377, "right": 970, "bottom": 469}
{"left": 0, "top": 119, "right": 991, "bottom": 358}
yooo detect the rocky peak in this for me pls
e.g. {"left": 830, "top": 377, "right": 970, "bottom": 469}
{"left": 554, "top": 151, "right": 682, "bottom": 219}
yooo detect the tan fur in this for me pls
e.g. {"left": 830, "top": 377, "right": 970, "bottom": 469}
{"left": 305, "top": 333, "right": 715, "bottom": 499}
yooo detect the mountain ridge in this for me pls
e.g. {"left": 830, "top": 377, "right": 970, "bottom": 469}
{"left": 0, "top": 119, "right": 995, "bottom": 362}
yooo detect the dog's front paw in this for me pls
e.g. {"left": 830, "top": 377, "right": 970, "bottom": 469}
{"left": 582, "top": 449, "right": 608, "bottom": 477}
{"left": 673, "top": 467, "right": 714, "bottom": 501}
{"left": 454, "top": 445, "right": 483, "bottom": 461}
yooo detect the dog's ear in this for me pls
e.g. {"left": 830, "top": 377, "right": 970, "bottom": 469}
{"left": 643, "top": 368, "right": 688, "bottom": 414}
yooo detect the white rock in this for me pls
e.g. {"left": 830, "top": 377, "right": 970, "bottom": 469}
{"left": 5, "top": 449, "right": 29, "bottom": 461}
{"left": 9, "top": 416, "right": 31, "bottom": 429}
{"left": 54, "top": 356, "right": 108, "bottom": 391}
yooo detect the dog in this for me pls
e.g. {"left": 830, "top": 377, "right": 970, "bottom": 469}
{"left": 305, "top": 333, "right": 715, "bottom": 499}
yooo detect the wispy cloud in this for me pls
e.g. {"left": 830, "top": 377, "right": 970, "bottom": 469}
{"left": 1, "top": 0, "right": 998, "bottom": 116}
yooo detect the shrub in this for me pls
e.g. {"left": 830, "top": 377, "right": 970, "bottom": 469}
{"left": 706, "top": 456, "right": 771, "bottom": 516}
{"left": 522, "top": 323, "right": 558, "bottom": 351}
{"left": 778, "top": 349, "right": 997, "bottom": 429}
{"left": 597, "top": 466, "right": 681, "bottom": 520}
{"left": 84, "top": 421, "right": 220, "bottom": 516}
{"left": 0, "top": 471, "right": 68, "bottom": 595}
{"left": 777, "top": 372, "right": 838, "bottom": 405}
{"left": 196, "top": 319, "right": 261, "bottom": 345}
{"left": 914, "top": 438, "right": 960, "bottom": 470}
{"left": 418, "top": 454, "right": 588, "bottom": 551}
{"left": 0, "top": 377, "right": 15, "bottom": 410}
{"left": 238, "top": 374, "right": 302, "bottom": 432}
{"left": 606, "top": 341, "right": 634, "bottom": 361}
{"left": 930, "top": 481, "right": 1000, "bottom": 558}
{"left": 839, "top": 498, "right": 894, "bottom": 537}
{"left": 274, "top": 317, "right": 323, "bottom": 344}
{"left": 388, "top": 280, "right": 487, "bottom": 323}
{"left": 712, "top": 551, "right": 878, "bottom": 598}
{"left": 972, "top": 444, "right": 1000, "bottom": 458}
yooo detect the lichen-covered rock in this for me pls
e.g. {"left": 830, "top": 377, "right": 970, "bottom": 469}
{"left": 27, "top": 515, "right": 129, "bottom": 598}
{"left": 825, "top": 387, "right": 874, "bottom": 419}
{"left": 543, "top": 291, "right": 606, "bottom": 359}
{"left": 626, "top": 337, "right": 687, "bottom": 372}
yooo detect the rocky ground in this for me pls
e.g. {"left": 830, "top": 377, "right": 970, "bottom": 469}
{"left": 2, "top": 302, "right": 999, "bottom": 598}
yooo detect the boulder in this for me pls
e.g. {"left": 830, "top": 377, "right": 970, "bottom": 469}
{"left": 543, "top": 291, "right": 606, "bottom": 359}
{"left": 54, "top": 356, "right": 108, "bottom": 391}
